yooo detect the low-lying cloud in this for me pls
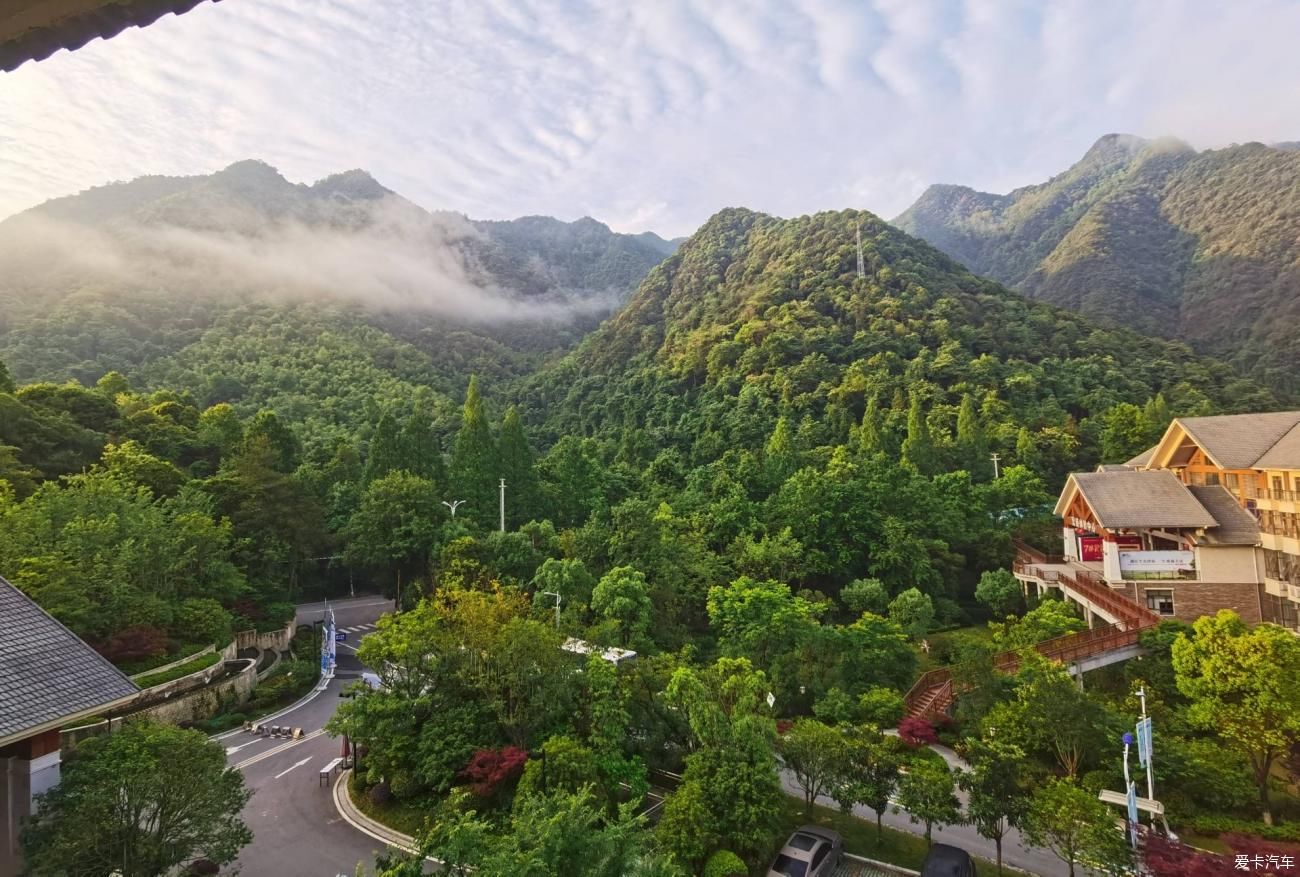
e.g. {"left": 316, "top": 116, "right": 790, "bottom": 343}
{"left": 0, "top": 200, "right": 622, "bottom": 324}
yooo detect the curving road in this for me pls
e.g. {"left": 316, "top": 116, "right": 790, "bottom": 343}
{"left": 222, "top": 596, "right": 396, "bottom": 876}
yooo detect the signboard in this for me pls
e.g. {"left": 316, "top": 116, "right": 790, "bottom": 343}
{"left": 1079, "top": 535, "right": 1103, "bottom": 562}
{"left": 1114, "top": 535, "right": 1143, "bottom": 551}
{"left": 335, "top": 631, "right": 348, "bottom": 642}
{"left": 1119, "top": 550, "right": 1195, "bottom": 579}
{"left": 1126, "top": 782, "right": 1139, "bottom": 847}
{"left": 1136, "top": 718, "right": 1153, "bottom": 768}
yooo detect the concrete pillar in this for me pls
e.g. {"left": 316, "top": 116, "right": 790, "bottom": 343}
{"left": 1063, "top": 526, "right": 1077, "bottom": 560}
{"left": 1, "top": 729, "right": 61, "bottom": 875}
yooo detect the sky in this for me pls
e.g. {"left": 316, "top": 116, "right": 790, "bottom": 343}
{"left": 1, "top": 0, "right": 1298, "bottom": 237}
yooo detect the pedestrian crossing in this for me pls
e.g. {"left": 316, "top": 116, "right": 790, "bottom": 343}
{"left": 338, "top": 622, "right": 377, "bottom": 634}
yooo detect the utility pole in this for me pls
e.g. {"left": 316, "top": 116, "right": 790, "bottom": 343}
{"left": 990, "top": 452, "right": 1001, "bottom": 479}
{"left": 499, "top": 478, "right": 506, "bottom": 533}
{"left": 541, "top": 591, "right": 561, "bottom": 629}
{"left": 1136, "top": 687, "right": 1155, "bottom": 803}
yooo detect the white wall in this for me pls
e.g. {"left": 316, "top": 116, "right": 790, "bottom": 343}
{"left": 1197, "top": 545, "right": 1262, "bottom": 583}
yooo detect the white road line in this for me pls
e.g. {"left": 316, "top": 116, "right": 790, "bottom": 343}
{"left": 225, "top": 739, "right": 264, "bottom": 756}
{"left": 273, "top": 757, "right": 312, "bottom": 780}
{"left": 234, "top": 730, "right": 324, "bottom": 770}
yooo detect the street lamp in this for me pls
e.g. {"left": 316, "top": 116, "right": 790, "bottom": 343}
{"left": 442, "top": 499, "right": 465, "bottom": 518}
{"left": 540, "top": 591, "right": 562, "bottom": 629}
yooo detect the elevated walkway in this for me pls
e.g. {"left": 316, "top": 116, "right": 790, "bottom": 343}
{"left": 903, "top": 543, "right": 1160, "bottom": 723}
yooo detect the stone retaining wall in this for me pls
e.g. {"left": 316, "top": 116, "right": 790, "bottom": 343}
{"left": 133, "top": 658, "right": 258, "bottom": 726}
{"left": 128, "top": 644, "right": 216, "bottom": 681}
{"left": 234, "top": 619, "right": 294, "bottom": 654}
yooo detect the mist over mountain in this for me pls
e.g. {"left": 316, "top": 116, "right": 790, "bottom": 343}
{"left": 0, "top": 160, "right": 677, "bottom": 398}
{"left": 894, "top": 135, "right": 1300, "bottom": 396}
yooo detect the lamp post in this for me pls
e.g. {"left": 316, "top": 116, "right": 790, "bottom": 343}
{"left": 442, "top": 499, "right": 465, "bottom": 518}
{"left": 1121, "top": 732, "right": 1138, "bottom": 849}
{"left": 540, "top": 591, "right": 561, "bottom": 629}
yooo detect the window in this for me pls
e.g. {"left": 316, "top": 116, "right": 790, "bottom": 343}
{"left": 1205, "top": 472, "right": 1220, "bottom": 485}
{"left": 771, "top": 856, "right": 808, "bottom": 877}
{"left": 1189, "top": 470, "right": 1205, "bottom": 485}
{"left": 1145, "top": 589, "right": 1175, "bottom": 616}
{"left": 1274, "top": 476, "right": 1284, "bottom": 494}
{"left": 811, "top": 844, "right": 830, "bottom": 871}
{"left": 1226, "top": 473, "right": 1240, "bottom": 489}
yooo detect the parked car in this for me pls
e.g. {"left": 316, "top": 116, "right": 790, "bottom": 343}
{"left": 767, "top": 825, "right": 843, "bottom": 877}
{"left": 920, "top": 843, "right": 976, "bottom": 877}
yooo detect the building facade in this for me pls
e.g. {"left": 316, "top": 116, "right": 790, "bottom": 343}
{"left": 1017, "top": 411, "right": 1300, "bottom": 632}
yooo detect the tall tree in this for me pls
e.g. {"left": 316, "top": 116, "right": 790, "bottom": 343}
{"left": 856, "top": 396, "right": 883, "bottom": 456}
{"left": 901, "top": 395, "right": 938, "bottom": 475}
{"left": 956, "top": 393, "right": 991, "bottom": 480}
{"left": 451, "top": 376, "right": 500, "bottom": 527}
{"left": 398, "top": 408, "right": 447, "bottom": 486}
{"left": 1021, "top": 778, "right": 1132, "bottom": 877}
{"left": 894, "top": 758, "right": 961, "bottom": 846}
{"left": 1172, "top": 610, "right": 1300, "bottom": 824}
{"left": 242, "top": 409, "right": 300, "bottom": 472}
{"left": 344, "top": 471, "right": 442, "bottom": 598}
{"left": 591, "top": 566, "right": 653, "bottom": 647}
{"left": 959, "top": 738, "right": 1030, "bottom": 875}
{"left": 22, "top": 722, "right": 251, "bottom": 877}
{"left": 498, "top": 406, "right": 539, "bottom": 527}
{"left": 832, "top": 727, "right": 904, "bottom": 841}
{"left": 0, "top": 358, "right": 14, "bottom": 394}
{"left": 364, "top": 409, "right": 404, "bottom": 484}
{"left": 779, "top": 718, "right": 848, "bottom": 816}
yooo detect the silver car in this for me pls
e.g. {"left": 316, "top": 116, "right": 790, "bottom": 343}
{"left": 767, "top": 825, "right": 843, "bottom": 877}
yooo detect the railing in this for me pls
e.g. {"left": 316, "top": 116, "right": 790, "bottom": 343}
{"left": 1245, "top": 487, "right": 1300, "bottom": 503}
{"left": 905, "top": 558, "right": 1162, "bottom": 721}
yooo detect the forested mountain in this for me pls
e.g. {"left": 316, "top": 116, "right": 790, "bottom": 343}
{"left": 894, "top": 135, "right": 1300, "bottom": 396}
{"left": 0, "top": 160, "right": 674, "bottom": 440}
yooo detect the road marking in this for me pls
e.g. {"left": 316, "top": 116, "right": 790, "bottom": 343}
{"left": 234, "top": 730, "right": 324, "bottom": 770}
{"left": 336, "top": 641, "right": 358, "bottom": 653}
{"left": 273, "top": 757, "right": 312, "bottom": 779}
{"left": 225, "top": 739, "right": 264, "bottom": 756}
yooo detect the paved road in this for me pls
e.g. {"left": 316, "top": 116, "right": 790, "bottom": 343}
{"left": 781, "top": 741, "right": 1068, "bottom": 877}
{"left": 225, "top": 595, "right": 396, "bottom": 876}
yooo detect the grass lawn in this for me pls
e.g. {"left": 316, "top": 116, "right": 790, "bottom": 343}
{"left": 915, "top": 625, "right": 994, "bottom": 673}
{"left": 348, "top": 772, "right": 436, "bottom": 839}
{"left": 777, "top": 798, "right": 1009, "bottom": 877}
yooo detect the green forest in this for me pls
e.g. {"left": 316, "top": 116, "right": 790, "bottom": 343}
{"left": 5, "top": 200, "right": 1299, "bottom": 876}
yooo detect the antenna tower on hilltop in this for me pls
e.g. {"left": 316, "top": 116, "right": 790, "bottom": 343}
{"left": 856, "top": 224, "right": 865, "bottom": 279}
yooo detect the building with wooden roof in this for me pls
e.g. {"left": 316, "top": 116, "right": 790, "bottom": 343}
{"left": 1024, "top": 411, "right": 1300, "bottom": 631}
{"left": 0, "top": 575, "right": 139, "bottom": 874}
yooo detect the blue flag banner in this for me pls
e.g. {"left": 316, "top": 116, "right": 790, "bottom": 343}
{"left": 1136, "top": 717, "right": 1153, "bottom": 767}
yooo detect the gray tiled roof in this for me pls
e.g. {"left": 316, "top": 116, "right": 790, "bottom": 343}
{"left": 0, "top": 575, "right": 138, "bottom": 743}
{"left": 1179, "top": 412, "right": 1300, "bottom": 470}
{"left": 1187, "top": 485, "right": 1262, "bottom": 545}
{"left": 1253, "top": 423, "right": 1300, "bottom": 470}
{"left": 1069, "top": 470, "right": 1218, "bottom": 529}
{"left": 1124, "top": 446, "right": 1156, "bottom": 468}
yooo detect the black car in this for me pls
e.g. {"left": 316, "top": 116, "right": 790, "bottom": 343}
{"left": 920, "top": 843, "right": 976, "bottom": 877}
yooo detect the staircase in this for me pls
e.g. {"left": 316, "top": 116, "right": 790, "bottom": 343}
{"left": 902, "top": 544, "right": 1161, "bottom": 723}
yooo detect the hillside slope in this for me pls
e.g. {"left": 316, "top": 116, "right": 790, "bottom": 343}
{"left": 0, "top": 161, "right": 675, "bottom": 396}
{"left": 894, "top": 135, "right": 1300, "bottom": 395}
{"left": 523, "top": 207, "right": 1274, "bottom": 480}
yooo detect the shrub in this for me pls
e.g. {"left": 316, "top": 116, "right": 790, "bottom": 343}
{"left": 841, "top": 578, "right": 889, "bottom": 616}
{"left": 368, "top": 781, "right": 391, "bottom": 807}
{"left": 858, "top": 687, "right": 905, "bottom": 727}
{"left": 702, "top": 849, "right": 747, "bottom": 877}
{"left": 898, "top": 716, "right": 938, "bottom": 747}
{"left": 460, "top": 747, "right": 528, "bottom": 799}
{"left": 97, "top": 624, "right": 168, "bottom": 664}
{"left": 812, "top": 688, "right": 857, "bottom": 726}
{"left": 1187, "top": 816, "right": 1300, "bottom": 843}
{"left": 174, "top": 598, "right": 234, "bottom": 647}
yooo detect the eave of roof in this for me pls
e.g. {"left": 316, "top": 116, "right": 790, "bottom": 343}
{"left": 0, "top": 0, "right": 218, "bottom": 72}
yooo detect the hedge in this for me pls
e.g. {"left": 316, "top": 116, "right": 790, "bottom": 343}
{"left": 135, "top": 651, "right": 222, "bottom": 689}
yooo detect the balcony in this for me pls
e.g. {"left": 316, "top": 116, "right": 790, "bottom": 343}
{"left": 1246, "top": 487, "right": 1300, "bottom": 504}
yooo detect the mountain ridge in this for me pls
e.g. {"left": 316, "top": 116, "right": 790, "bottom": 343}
{"left": 894, "top": 134, "right": 1300, "bottom": 396}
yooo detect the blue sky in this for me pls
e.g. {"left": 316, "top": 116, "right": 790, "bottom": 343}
{"left": 1, "top": 0, "right": 1297, "bottom": 236}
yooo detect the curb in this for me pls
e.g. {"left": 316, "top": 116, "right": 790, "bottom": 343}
{"left": 211, "top": 673, "right": 329, "bottom": 741}
{"left": 333, "top": 768, "right": 443, "bottom": 865}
